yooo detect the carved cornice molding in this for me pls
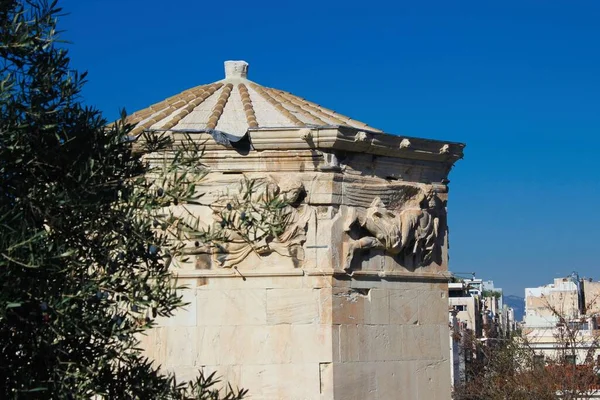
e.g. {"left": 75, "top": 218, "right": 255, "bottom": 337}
{"left": 150, "top": 126, "right": 464, "bottom": 166}
{"left": 249, "top": 126, "right": 465, "bottom": 165}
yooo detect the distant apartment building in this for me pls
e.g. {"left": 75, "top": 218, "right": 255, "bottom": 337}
{"left": 449, "top": 282, "right": 480, "bottom": 332}
{"left": 524, "top": 274, "right": 600, "bottom": 365}
{"left": 449, "top": 276, "right": 515, "bottom": 386}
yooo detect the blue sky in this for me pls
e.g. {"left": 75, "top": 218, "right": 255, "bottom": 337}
{"left": 59, "top": 0, "right": 600, "bottom": 296}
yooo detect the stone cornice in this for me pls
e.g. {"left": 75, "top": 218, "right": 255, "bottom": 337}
{"left": 150, "top": 125, "right": 464, "bottom": 166}
{"left": 249, "top": 126, "right": 465, "bottom": 165}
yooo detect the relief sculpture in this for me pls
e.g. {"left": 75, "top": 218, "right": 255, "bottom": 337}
{"left": 343, "top": 187, "right": 445, "bottom": 270}
{"left": 191, "top": 176, "right": 313, "bottom": 269}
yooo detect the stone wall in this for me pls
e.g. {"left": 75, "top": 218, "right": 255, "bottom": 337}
{"left": 329, "top": 278, "right": 450, "bottom": 399}
{"left": 145, "top": 274, "right": 330, "bottom": 399}
{"left": 139, "top": 128, "right": 463, "bottom": 399}
{"left": 141, "top": 273, "right": 450, "bottom": 400}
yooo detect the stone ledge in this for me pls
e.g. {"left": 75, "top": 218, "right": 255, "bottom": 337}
{"left": 174, "top": 269, "right": 305, "bottom": 278}
{"left": 308, "top": 269, "right": 451, "bottom": 282}
{"left": 149, "top": 126, "right": 464, "bottom": 164}
{"left": 174, "top": 268, "right": 450, "bottom": 282}
{"left": 250, "top": 127, "right": 465, "bottom": 163}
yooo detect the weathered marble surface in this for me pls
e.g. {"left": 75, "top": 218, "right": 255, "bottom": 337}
{"left": 140, "top": 121, "right": 462, "bottom": 399}
{"left": 142, "top": 275, "right": 451, "bottom": 400}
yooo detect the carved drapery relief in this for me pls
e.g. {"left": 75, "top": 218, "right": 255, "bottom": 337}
{"left": 191, "top": 176, "right": 313, "bottom": 269}
{"left": 343, "top": 186, "right": 446, "bottom": 270}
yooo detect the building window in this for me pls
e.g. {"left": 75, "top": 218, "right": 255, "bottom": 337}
{"left": 455, "top": 305, "right": 466, "bottom": 311}
{"left": 567, "top": 321, "right": 588, "bottom": 331}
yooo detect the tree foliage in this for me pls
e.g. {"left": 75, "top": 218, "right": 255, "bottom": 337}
{"left": 0, "top": 0, "right": 245, "bottom": 398}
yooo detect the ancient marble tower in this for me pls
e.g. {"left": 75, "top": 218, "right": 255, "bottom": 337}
{"left": 134, "top": 61, "right": 464, "bottom": 399}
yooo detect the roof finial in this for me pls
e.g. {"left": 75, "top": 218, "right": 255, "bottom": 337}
{"left": 224, "top": 60, "right": 248, "bottom": 79}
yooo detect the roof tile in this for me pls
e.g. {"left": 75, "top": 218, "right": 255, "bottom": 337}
{"left": 127, "top": 61, "right": 381, "bottom": 138}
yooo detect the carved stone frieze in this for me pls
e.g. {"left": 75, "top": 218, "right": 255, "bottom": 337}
{"left": 190, "top": 176, "right": 314, "bottom": 269}
{"left": 343, "top": 185, "right": 446, "bottom": 271}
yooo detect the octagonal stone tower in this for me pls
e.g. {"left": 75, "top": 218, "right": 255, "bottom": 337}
{"left": 135, "top": 61, "right": 464, "bottom": 399}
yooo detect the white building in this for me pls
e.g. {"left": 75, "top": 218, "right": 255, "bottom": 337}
{"left": 524, "top": 275, "right": 600, "bottom": 365}
{"left": 448, "top": 276, "right": 513, "bottom": 387}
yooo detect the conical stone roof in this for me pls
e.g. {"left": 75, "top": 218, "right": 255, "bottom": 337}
{"left": 128, "top": 60, "right": 381, "bottom": 138}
